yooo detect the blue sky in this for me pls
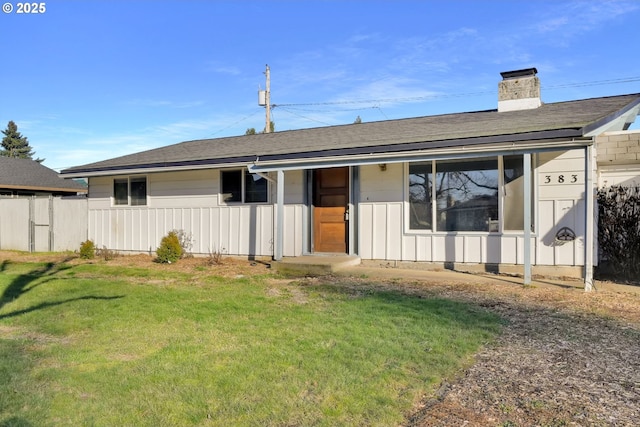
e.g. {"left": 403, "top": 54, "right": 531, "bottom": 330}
{"left": 1, "top": 0, "right": 639, "bottom": 171}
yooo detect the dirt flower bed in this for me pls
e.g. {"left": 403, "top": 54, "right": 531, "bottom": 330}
{"left": 2, "top": 250, "right": 639, "bottom": 426}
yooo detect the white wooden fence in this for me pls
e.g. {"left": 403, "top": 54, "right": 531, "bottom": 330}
{"left": 0, "top": 196, "right": 88, "bottom": 252}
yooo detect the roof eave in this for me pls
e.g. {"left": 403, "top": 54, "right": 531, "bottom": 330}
{"left": 60, "top": 128, "right": 586, "bottom": 178}
{"left": 0, "top": 184, "right": 88, "bottom": 193}
{"left": 583, "top": 96, "right": 640, "bottom": 136}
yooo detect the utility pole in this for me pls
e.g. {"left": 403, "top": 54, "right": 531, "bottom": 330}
{"left": 264, "top": 65, "right": 271, "bottom": 133}
{"left": 258, "top": 65, "right": 272, "bottom": 133}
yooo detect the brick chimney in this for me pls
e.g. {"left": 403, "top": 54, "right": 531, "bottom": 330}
{"left": 498, "top": 68, "right": 542, "bottom": 112}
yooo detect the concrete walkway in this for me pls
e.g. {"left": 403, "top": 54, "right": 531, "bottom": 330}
{"left": 271, "top": 254, "right": 640, "bottom": 295}
{"left": 336, "top": 263, "right": 640, "bottom": 295}
{"left": 272, "top": 255, "right": 640, "bottom": 295}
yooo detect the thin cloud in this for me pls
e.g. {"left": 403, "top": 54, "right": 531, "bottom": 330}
{"left": 532, "top": 0, "right": 639, "bottom": 39}
{"left": 126, "top": 99, "right": 206, "bottom": 109}
{"left": 205, "top": 62, "right": 242, "bottom": 75}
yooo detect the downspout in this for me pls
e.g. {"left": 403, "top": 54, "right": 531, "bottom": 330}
{"left": 584, "top": 143, "right": 594, "bottom": 292}
{"left": 275, "top": 170, "right": 284, "bottom": 260}
{"left": 523, "top": 153, "right": 532, "bottom": 285}
{"left": 247, "top": 162, "right": 283, "bottom": 260}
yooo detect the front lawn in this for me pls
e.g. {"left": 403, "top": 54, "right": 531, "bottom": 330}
{"left": 0, "top": 258, "right": 500, "bottom": 426}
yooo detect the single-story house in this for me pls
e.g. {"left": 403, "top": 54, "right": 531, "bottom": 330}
{"left": 0, "top": 156, "right": 87, "bottom": 197}
{"left": 60, "top": 68, "right": 640, "bottom": 289}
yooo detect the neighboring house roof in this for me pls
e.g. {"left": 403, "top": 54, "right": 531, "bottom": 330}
{"left": 61, "top": 93, "right": 640, "bottom": 177}
{"left": 0, "top": 157, "right": 87, "bottom": 194}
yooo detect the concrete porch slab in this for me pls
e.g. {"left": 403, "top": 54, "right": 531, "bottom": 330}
{"left": 271, "top": 254, "right": 362, "bottom": 276}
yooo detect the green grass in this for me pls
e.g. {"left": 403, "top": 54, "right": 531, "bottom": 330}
{"left": 0, "top": 259, "right": 501, "bottom": 426}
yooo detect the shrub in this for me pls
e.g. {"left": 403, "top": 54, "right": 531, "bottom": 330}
{"left": 597, "top": 185, "right": 640, "bottom": 280}
{"left": 206, "top": 246, "right": 226, "bottom": 266}
{"left": 96, "top": 246, "right": 118, "bottom": 261}
{"left": 172, "top": 229, "right": 195, "bottom": 258}
{"left": 156, "top": 231, "right": 183, "bottom": 263}
{"left": 79, "top": 240, "right": 95, "bottom": 259}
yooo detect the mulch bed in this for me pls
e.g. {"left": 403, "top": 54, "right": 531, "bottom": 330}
{"left": 360, "top": 279, "right": 640, "bottom": 427}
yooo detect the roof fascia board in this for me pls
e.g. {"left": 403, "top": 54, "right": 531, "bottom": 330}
{"left": 253, "top": 128, "right": 584, "bottom": 163}
{"left": 583, "top": 97, "right": 640, "bottom": 136}
{"left": 0, "top": 184, "right": 87, "bottom": 193}
{"left": 249, "top": 138, "right": 593, "bottom": 172}
{"left": 60, "top": 160, "right": 253, "bottom": 178}
{"left": 584, "top": 105, "right": 640, "bottom": 136}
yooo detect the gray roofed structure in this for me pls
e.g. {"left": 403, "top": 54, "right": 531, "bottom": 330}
{"left": 61, "top": 93, "right": 640, "bottom": 176}
{"left": 0, "top": 157, "right": 87, "bottom": 195}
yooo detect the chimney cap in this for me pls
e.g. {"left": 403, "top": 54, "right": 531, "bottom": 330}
{"left": 500, "top": 68, "right": 538, "bottom": 80}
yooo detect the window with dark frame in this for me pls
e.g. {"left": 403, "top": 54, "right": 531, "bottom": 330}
{"left": 113, "top": 178, "right": 129, "bottom": 205}
{"left": 130, "top": 177, "right": 147, "bottom": 206}
{"left": 221, "top": 169, "right": 268, "bottom": 203}
{"left": 113, "top": 177, "right": 147, "bottom": 206}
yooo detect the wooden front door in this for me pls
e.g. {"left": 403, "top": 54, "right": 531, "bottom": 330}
{"left": 313, "top": 167, "right": 349, "bottom": 253}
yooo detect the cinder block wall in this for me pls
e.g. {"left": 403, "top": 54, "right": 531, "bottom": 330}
{"left": 596, "top": 130, "right": 640, "bottom": 165}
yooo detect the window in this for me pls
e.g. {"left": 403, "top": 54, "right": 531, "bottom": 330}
{"left": 113, "top": 176, "right": 147, "bottom": 206}
{"left": 436, "top": 158, "right": 498, "bottom": 232}
{"left": 221, "top": 170, "right": 242, "bottom": 202}
{"left": 221, "top": 169, "right": 268, "bottom": 203}
{"left": 503, "top": 155, "right": 534, "bottom": 231}
{"left": 114, "top": 178, "right": 129, "bottom": 205}
{"left": 408, "top": 156, "right": 533, "bottom": 232}
{"left": 408, "top": 162, "right": 433, "bottom": 230}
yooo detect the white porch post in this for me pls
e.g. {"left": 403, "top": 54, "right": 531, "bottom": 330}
{"left": 274, "top": 169, "right": 285, "bottom": 261}
{"left": 584, "top": 144, "right": 594, "bottom": 292}
{"left": 523, "top": 152, "right": 532, "bottom": 285}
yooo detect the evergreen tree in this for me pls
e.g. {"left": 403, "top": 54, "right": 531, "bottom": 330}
{"left": 1, "top": 121, "right": 43, "bottom": 162}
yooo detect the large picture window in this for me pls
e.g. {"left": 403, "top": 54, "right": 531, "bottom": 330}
{"left": 221, "top": 169, "right": 268, "bottom": 203}
{"left": 408, "top": 156, "right": 532, "bottom": 232}
{"left": 113, "top": 176, "right": 147, "bottom": 206}
{"left": 436, "top": 158, "right": 498, "bottom": 232}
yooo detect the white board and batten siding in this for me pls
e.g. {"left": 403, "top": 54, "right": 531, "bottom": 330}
{"left": 88, "top": 149, "right": 591, "bottom": 267}
{"left": 357, "top": 149, "right": 590, "bottom": 267}
{"left": 87, "top": 169, "right": 288, "bottom": 257}
{"left": 536, "top": 149, "right": 588, "bottom": 266}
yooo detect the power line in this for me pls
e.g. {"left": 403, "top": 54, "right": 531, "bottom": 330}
{"left": 209, "top": 110, "right": 262, "bottom": 137}
{"left": 274, "top": 76, "right": 640, "bottom": 109}
{"left": 212, "top": 74, "right": 640, "bottom": 135}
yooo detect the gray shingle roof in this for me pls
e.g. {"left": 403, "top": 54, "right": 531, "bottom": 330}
{"left": 61, "top": 93, "right": 640, "bottom": 175}
{"left": 0, "top": 157, "right": 87, "bottom": 193}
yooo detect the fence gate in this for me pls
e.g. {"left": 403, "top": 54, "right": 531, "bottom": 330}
{"left": 0, "top": 196, "right": 87, "bottom": 252}
{"left": 31, "top": 197, "right": 52, "bottom": 251}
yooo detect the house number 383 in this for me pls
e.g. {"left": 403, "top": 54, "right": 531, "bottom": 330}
{"left": 544, "top": 174, "right": 579, "bottom": 184}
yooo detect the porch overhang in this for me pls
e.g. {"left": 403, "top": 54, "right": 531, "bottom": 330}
{"left": 247, "top": 135, "right": 592, "bottom": 173}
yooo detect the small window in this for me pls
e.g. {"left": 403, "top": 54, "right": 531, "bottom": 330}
{"left": 408, "top": 162, "right": 433, "bottom": 230}
{"left": 503, "top": 155, "right": 534, "bottom": 231}
{"left": 130, "top": 177, "right": 147, "bottom": 206}
{"left": 221, "top": 170, "right": 242, "bottom": 202}
{"left": 221, "top": 169, "right": 268, "bottom": 203}
{"left": 113, "top": 176, "right": 147, "bottom": 206}
{"left": 114, "top": 179, "right": 129, "bottom": 205}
